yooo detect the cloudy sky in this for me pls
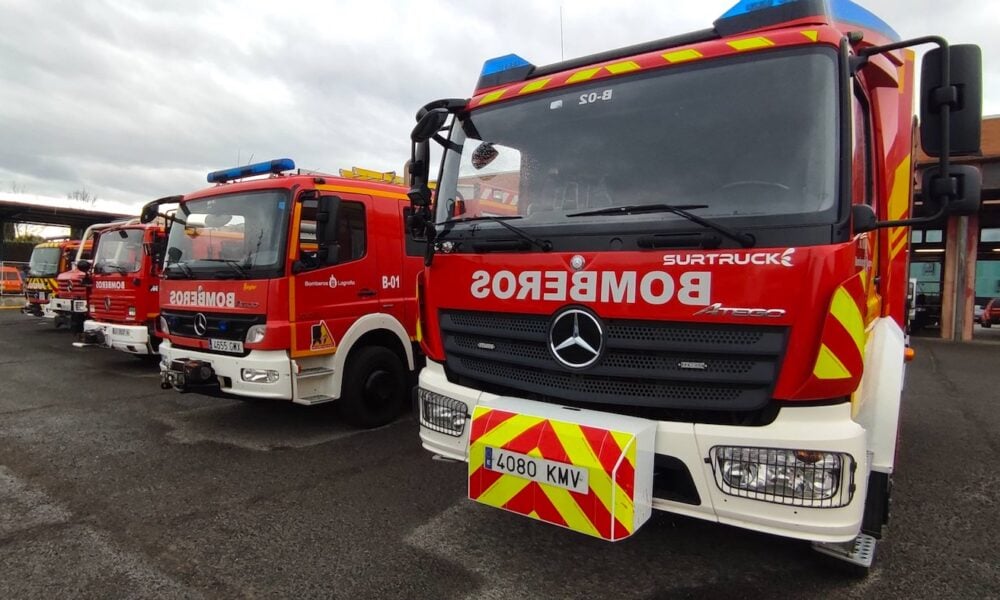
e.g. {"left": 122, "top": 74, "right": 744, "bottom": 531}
{"left": 1, "top": 0, "right": 997, "bottom": 207}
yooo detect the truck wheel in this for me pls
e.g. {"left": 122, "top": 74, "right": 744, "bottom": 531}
{"left": 983, "top": 321, "right": 992, "bottom": 328}
{"left": 340, "top": 346, "right": 408, "bottom": 428}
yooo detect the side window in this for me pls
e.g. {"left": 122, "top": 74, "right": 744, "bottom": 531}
{"left": 402, "top": 207, "right": 425, "bottom": 257}
{"left": 298, "top": 198, "right": 319, "bottom": 265}
{"left": 336, "top": 201, "right": 366, "bottom": 264}
{"left": 852, "top": 90, "right": 872, "bottom": 207}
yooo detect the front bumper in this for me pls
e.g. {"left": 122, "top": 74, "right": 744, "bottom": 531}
{"left": 51, "top": 298, "right": 87, "bottom": 314}
{"left": 418, "top": 359, "right": 868, "bottom": 544}
{"left": 83, "top": 320, "right": 153, "bottom": 355}
{"left": 158, "top": 339, "right": 293, "bottom": 400}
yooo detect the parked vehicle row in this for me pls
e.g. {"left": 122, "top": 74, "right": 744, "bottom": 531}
{"left": 11, "top": 0, "right": 984, "bottom": 576}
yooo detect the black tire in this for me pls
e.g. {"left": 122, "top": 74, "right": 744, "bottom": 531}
{"left": 983, "top": 321, "right": 992, "bottom": 328}
{"left": 339, "top": 346, "right": 408, "bottom": 428}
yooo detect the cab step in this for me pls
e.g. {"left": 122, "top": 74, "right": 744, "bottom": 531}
{"left": 812, "top": 533, "right": 876, "bottom": 569}
{"left": 297, "top": 394, "right": 335, "bottom": 406}
{"left": 296, "top": 367, "right": 334, "bottom": 379}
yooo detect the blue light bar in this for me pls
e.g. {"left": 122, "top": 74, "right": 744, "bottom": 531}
{"left": 720, "top": 0, "right": 799, "bottom": 19}
{"left": 480, "top": 54, "right": 531, "bottom": 78}
{"left": 716, "top": 0, "right": 898, "bottom": 42}
{"left": 206, "top": 158, "right": 296, "bottom": 184}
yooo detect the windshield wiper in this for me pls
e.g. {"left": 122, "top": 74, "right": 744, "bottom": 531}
{"left": 440, "top": 216, "right": 552, "bottom": 252}
{"left": 165, "top": 261, "right": 194, "bottom": 279}
{"left": 200, "top": 259, "right": 250, "bottom": 279}
{"left": 568, "top": 204, "right": 755, "bottom": 248}
{"left": 99, "top": 263, "right": 128, "bottom": 274}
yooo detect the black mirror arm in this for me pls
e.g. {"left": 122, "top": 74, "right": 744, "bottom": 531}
{"left": 874, "top": 206, "right": 948, "bottom": 229}
{"left": 859, "top": 36, "right": 953, "bottom": 179}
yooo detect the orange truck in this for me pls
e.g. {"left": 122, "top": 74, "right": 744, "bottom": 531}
{"left": 405, "top": 0, "right": 982, "bottom": 569}
{"left": 148, "top": 159, "right": 424, "bottom": 427}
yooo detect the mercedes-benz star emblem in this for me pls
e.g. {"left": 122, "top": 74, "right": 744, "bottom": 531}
{"left": 67, "top": 281, "right": 73, "bottom": 292}
{"left": 549, "top": 308, "right": 604, "bottom": 369}
{"left": 193, "top": 313, "right": 208, "bottom": 337}
{"left": 104, "top": 296, "right": 112, "bottom": 311}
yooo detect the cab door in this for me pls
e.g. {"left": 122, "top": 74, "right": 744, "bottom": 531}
{"left": 291, "top": 194, "right": 377, "bottom": 357}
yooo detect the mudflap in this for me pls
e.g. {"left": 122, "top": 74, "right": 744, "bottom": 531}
{"left": 468, "top": 397, "right": 656, "bottom": 541}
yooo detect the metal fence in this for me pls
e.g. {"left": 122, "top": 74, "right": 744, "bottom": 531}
{"left": 0, "top": 260, "right": 29, "bottom": 298}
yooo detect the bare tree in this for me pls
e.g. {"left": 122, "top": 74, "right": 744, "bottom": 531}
{"left": 67, "top": 188, "right": 98, "bottom": 204}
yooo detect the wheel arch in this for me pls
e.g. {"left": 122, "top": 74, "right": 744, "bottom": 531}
{"left": 331, "top": 313, "right": 415, "bottom": 398}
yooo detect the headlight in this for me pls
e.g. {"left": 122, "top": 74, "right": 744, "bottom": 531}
{"left": 419, "top": 388, "right": 468, "bottom": 437}
{"left": 159, "top": 316, "right": 170, "bottom": 334}
{"left": 246, "top": 324, "right": 266, "bottom": 344}
{"left": 241, "top": 368, "right": 279, "bottom": 383}
{"left": 710, "top": 446, "right": 854, "bottom": 508}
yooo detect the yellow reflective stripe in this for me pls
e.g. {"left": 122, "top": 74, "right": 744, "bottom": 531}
{"left": 814, "top": 344, "right": 851, "bottom": 380}
{"left": 887, "top": 157, "right": 911, "bottom": 221}
{"left": 605, "top": 60, "right": 640, "bottom": 75}
{"left": 611, "top": 437, "right": 638, "bottom": 534}
{"left": 314, "top": 183, "right": 408, "bottom": 200}
{"left": 662, "top": 48, "right": 703, "bottom": 63}
{"left": 831, "top": 287, "right": 866, "bottom": 354}
{"left": 479, "top": 88, "right": 508, "bottom": 105}
{"left": 610, "top": 430, "right": 636, "bottom": 468}
{"left": 890, "top": 232, "right": 908, "bottom": 259}
{"left": 566, "top": 67, "right": 602, "bottom": 83}
{"left": 727, "top": 37, "right": 775, "bottom": 51}
{"left": 550, "top": 421, "right": 633, "bottom": 530}
{"left": 477, "top": 472, "right": 532, "bottom": 508}
{"left": 801, "top": 30, "right": 819, "bottom": 42}
{"left": 519, "top": 78, "right": 551, "bottom": 94}
{"left": 540, "top": 485, "right": 601, "bottom": 537}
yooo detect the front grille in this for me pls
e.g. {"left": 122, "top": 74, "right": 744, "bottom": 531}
{"left": 160, "top": 310, "right": 264, "bottom": 342}
{"left": 440, "top": 310, "right": 787, "bottom": 413}
{"left": 90, "top": 292, "right": 137, "bottom": 322}
{"left": 56, "top": 280, "right": 86, "bottom": 301}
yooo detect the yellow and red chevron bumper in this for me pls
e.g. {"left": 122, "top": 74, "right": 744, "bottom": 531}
{"left": 467, "top": 397, "right": 655, "bottom": 541}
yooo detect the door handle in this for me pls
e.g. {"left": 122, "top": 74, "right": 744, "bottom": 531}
{"left": 358, "top": 288, "right": 377, "bottom": 298}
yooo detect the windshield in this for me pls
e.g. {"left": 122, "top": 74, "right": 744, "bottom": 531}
{"left": 164, "top": 190, "right": 290, "bottom": 279}
{"left": 437, "top": 48, "right": 839, "bottom": 232}
{"left": 94, "top": 229, "right": 144, "bottom": 274}
{"left": 28, "top": 247, "right": 62, "bottom": 277}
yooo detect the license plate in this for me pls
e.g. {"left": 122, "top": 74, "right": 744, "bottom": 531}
{"left": 485, "top": 447, "right": 589, "bottom": 494}
{"left": 210, "top": 339, "right": 243, "bottom": 353}
{"left": 112, "top": 328, "right": 129, "bottom": 337}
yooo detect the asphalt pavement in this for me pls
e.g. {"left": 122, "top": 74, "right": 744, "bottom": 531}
{"left": 1, "top": 309, "right": 998, "bottom": 599}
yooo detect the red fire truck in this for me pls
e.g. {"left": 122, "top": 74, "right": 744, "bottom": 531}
{"left": 23, "top": 238, "right": 90, "bottom": 320}
{"left": 406, "top": 0, "right": 982, "bottom": 568}
{"left": 51, "top": 222, "right": 133, "bottom": 331}
{"left": 80, "top": 218, "right": 170, "bottom": 356}
{"left": 148, "top": 159, "right": 423, "bottom": 427}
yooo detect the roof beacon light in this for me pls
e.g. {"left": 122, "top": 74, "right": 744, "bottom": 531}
{"left": 207, "top": 158, "right": 296, "bottom": 184}
{"left": 476, "top": 53, "right": 535, "bottom": 92}
{"left": 716, "top": 0, "right": 899, "bottom": 41}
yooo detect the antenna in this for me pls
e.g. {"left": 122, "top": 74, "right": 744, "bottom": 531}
{"left": 560, "top": 5, "right": 565, "bottom": 60}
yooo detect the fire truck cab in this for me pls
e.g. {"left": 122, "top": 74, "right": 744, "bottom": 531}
{"left": 406, "top": 0, "right": 982, "bottom": 569}
{"left": 81, "top": 219, "right": 169, "bottom": 355}
{"left": 151, "top": 159, "right": 422, "bottom": 427}
{"left": 23, "top": 239, "right": 89, "bottom": 319}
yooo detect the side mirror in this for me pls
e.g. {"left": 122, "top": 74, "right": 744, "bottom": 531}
{"left": 921, "top": 164, "right": 982, "bottom": 217}
{"left": 920, "top": 44, "right": 983, "bottom": 157}
{"left": 851, "top": 204, "right": 877, "bottom": 234}
{"left": 140, "top": 203, "right": 159, "bottom": 224}
{"left": 76, "top": 259, "right": 92, "bottom": 272}
{"left": 167, "top": 247, "right": 182, "bottom": 264}
{"left": 408, "top": 140, "right": 433, "bottom": 208}
{"left": 411, "top": 108, "right": 450, "bottom": 143}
